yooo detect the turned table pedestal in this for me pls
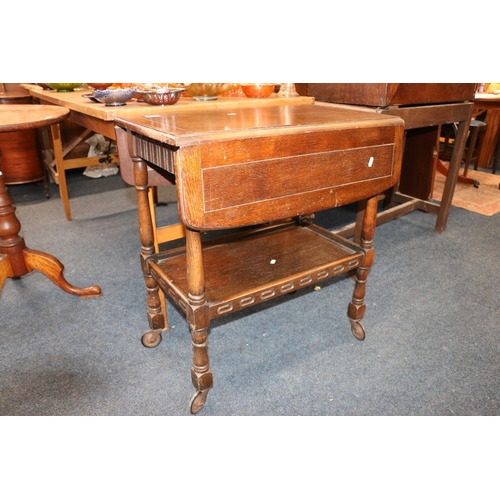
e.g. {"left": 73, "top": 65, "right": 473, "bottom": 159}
{"left": 0, "top": 105, "right": 101, "bottom": 297}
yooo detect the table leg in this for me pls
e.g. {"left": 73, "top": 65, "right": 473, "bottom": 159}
{"left": 50, "top": 123, "right": 72, "bottom": 221}
{"left": 147, "top": 187, "right": 168, "bottom": 325}
{"left": 133, "top": 156, "right": 166, "bottom": 347}
{"left": 22, "top": 248, "right": 101, "bottom": 296}
{"left": 435, "top": 116, "right": 471, "bottom": 233}
{"left": 185, "top": 226, "right": 213, "bottom": 414}
{"left": 347, "top": 195, "right": 378, "bottom": 341}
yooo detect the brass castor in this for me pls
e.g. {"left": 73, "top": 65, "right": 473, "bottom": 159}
{"left": 349, "top": 320, "right": 366, "bottom": 341}
{"left": 141, "top": 330, "right": 162, "bottom": 348}
{"left": 189, "top": 389, "right": 209, "bottom": 414}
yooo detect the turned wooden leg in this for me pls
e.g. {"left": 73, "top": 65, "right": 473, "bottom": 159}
{"left": 185, "top": 227, "right": 213, "bottom": 414}
{"left": 147, "top": 186, "right": 168, "bottom": 328}
{"left": 133, "top": 155, "right": 166, "bottom": 345}
{"left": 347, "top": 195, "right": 378, "bottom": 341}
{"left": 0, "top": 171, "right": 100, "bottom": 297}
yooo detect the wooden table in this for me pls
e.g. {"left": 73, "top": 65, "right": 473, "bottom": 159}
{"left": 0, "top": 105, "right": 101, "bottom": 298}
{"left": 473, "top": 92, "right": 500, "bottom": 169}
{"left": 315, "top": 100, "right": 474, "bottom": 236}
{"left": 25, "top": 84, "right": 314, "bottom": 222}
{"left": 115, "top": 103, "right": 405, "bottom": 413}
{"left": 0, "top": 83, "right": 32, "bottom": 104}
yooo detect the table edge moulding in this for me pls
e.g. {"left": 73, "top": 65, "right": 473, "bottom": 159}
{"left": 114, "top": 103, "right": 405, "bottom": 414}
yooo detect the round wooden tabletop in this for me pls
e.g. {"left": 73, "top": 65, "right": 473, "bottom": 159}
{"left": 0, "top": 93, "right": 32, "bottom": 105}
{"left": 0, "top": 104, "right": 70, "bottom": 132}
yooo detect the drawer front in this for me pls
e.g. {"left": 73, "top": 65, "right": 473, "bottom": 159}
{"left": 202, "top": 143, "right": 394, "bottom": 212}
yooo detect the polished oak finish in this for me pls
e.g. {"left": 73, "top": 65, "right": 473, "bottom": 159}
{"left": 0, "top": 105, "right": 101, "bottom": 298}
{"left": 115, "top": 103, "right": 404, "bottom": 413}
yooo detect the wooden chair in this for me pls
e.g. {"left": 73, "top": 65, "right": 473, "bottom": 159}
{"left": 440, "top": 118, "right": 487, "bottom": 176}
{"left": 439, "top": 117, "right": 487, "bottom": 187}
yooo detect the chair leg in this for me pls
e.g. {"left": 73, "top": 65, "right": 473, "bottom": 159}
{"left": 492, "top": 135, "right": 500, "bottom": 175}
{"left": 463, "top": 126, "right": 480, "bottom": 177}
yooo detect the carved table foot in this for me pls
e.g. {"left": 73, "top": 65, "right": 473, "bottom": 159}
{"left": 23, "top": 248, "right": 101, "bottom": 297}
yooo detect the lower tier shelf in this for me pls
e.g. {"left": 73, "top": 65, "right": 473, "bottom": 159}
{"left": 148, "top": 221, "right": 365, "bottom": 320}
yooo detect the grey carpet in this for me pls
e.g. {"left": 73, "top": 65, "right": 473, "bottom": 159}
{"left": 1, "top": 170, "right": 499, "bottom": 416}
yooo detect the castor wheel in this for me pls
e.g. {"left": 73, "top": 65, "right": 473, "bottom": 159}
{"left": 473, "top": 180, "right": 480, "bottom": 188}
{"left": 349, "top": 320, "right": 366, "bottom": 341}
{"left": 141, "top": 330, "right": 162, "bottom": 348}
{"left": 189, "top": 389, "right": 209, "bottom": 414}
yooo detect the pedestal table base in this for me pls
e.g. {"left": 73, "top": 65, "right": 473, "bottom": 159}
{"left": 0, "top": 173, "right": 101, "bottom": 297}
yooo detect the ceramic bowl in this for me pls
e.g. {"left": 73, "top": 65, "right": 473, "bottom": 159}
{"left": 45, "top": 83, "right": 84, "bottom": 92}
{"left": 91, "top": 87, "right": 137, "bottom": 106}
{"left": 241, "top": 84, "right": 276, "bottom": 98}
{"left": 140, "top": 88, "right": 185, "bottom": 106}
{"left": 87, "top": 83, "right": 114, "bottom": 90}
{"left": 185, "top": 83, "right": 235, "bottom": 101}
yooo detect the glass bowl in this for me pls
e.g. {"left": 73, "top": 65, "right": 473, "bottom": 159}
{"left": 241, "top": 84, "right": 276, "bottom": 98}
{"left": 139, "top": 88, "right": 185, "bottom": 106}
{"left": 91, "top": 87, "right": 137, "bottom": 106}
{"left": 45, "top": 83, "right": 84, "bottom": 92}
{"left": 185, "top": 83, "right": 235, "bottom": 101}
